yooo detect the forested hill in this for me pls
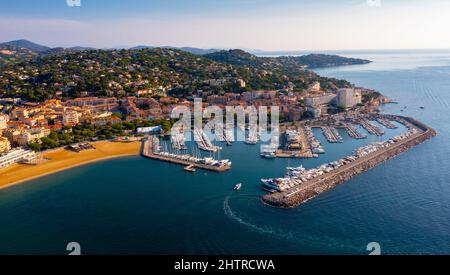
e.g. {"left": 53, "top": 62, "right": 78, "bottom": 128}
{"left": 204, "top": 50, "right": 371, "bottom": 69}
{"left": 0, "top": 47, "right": 353, "bottom": 102}
{"left": 294, "top": 54, "right": 371, "bottom": 68}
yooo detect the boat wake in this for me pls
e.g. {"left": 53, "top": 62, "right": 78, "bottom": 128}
{"left": 223, "top": 194, "right": 293, "bottom": 240}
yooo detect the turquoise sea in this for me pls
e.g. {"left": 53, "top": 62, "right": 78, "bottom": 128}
{"left": 1, "top": 50, "right": 450, "bottom": 255}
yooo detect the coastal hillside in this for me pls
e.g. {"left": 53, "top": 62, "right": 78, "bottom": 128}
{"left": 0, "top": 46, "right": 353, "bottom": 102}
{"left": 204, "top": 50, "right": 371, "bottom": 69}
{"left": 204, "top": 49, "right": 262, "bottom": 67}
{"left": 293, "top": 54, "right": 371, "bottom": 68}
{"left": 129, "top": 45, "right": 220, "bottom": 55}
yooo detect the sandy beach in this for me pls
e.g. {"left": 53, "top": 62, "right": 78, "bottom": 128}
{"left": 0, "top": 141, "right": 141, "bottom": 190}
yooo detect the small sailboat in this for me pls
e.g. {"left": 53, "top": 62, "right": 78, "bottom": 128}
{"left": 234, "top": 183, "right": 242, "bottom": 191}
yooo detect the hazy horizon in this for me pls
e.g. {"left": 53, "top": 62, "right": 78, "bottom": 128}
{"left": 4, "top": 38, "right": 450, "bottom": 54}
{"left": 2, "top": 0, "right": 450, "bottom": 51}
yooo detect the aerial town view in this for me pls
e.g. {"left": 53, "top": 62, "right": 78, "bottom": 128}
{"left": 1, "top": 0, "right": 450, "bottom": 267}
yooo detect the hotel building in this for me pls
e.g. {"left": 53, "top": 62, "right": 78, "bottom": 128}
{"left": 337, "top": 88, "right": 362, "bottom": 109}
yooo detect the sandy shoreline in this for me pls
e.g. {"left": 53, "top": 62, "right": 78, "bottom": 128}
{"left": 0, "top": 141, "right": 141, "bottom": 191}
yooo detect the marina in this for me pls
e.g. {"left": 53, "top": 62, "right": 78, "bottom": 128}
{"left": 213, "top": 125, "right": 225, "bottom": 142}
{"left": 262, "top": 116, "right": 437, "bottom": 208}
{"left": 145, "top": 113, "right": 412, "bottom": 175}
{"left": 194, "top": 128, "right": 222, "bottom": 152}
{"left": 341, "top": 124, "right": 367, "bottom": 139}
{"left": 141, "top": 136, "right": 231, "bottom": 172}
{"left": 170, "top": 129, "right": 187, "bottom": 150}
{"left": 245, "top": 127, "right": 260, "bottom": 145}
{"left": 305, "top": 126, "right": 325, "bottom": 155}
{"left": 359, "top": 118, "right": 385, "bottom": 136}
{"left": 376, "top": 117, "right": 398, "bottom": 129}
{"left": 321, "top": 126, "right": 344, "bottom": 143}
{"left": 224, "top": 124, "right": 235, "bottom": 145}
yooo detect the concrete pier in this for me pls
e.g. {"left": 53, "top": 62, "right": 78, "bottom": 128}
{"left": 342, "top": 124, "right": 367, "bottom": 139}
{"left": 262, "top": 116, "right": 436, "bottom": 208}
{"left": 359, "top": 118, "right": 385, "bottom": 136}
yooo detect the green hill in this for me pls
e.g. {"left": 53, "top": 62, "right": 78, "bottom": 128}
{"left": 0, "top": 47, "right": 354, "bottom": 102}
{"left": 205, "top": 50, "right": 371, "bottom": 69}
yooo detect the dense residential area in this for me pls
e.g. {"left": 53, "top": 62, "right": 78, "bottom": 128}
{"left": 0, "top": 40, "right": 381, "bottom": 158}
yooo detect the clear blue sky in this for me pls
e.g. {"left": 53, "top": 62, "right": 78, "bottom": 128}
{"left": 1, "top": 0, "right": 449, "bottom": 50}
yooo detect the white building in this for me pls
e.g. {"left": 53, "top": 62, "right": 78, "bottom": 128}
{"left": 16, "top": 128, "right": 51, "bottom": 146}
{"left": 137, "top": 125, "right": 162, "bottom": 134}
{"left": 63, "top": 111, "right": 80, "bottom": 126}
{"left": 306, "top": 93, "right": 336, "bottom": 107}
{"left": 0, "top": 148, "right": 37, "bottom": 168}
{"left": 337, "top": 88, "right": 357, "bottom": 108}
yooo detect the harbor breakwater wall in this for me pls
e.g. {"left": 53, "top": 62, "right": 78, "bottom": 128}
{"left": 262, "top": 117, "right": 437, "bottom": 208}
